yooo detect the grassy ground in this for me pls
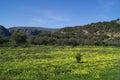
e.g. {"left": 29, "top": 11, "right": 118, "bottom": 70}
{"left": 0, "top": 46, "right": 120, "bottom": 80}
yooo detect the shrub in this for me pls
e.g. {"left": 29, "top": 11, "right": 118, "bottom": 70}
{"left": 11, "top": 31, "right": 27, "bottom": 45}
{"left": 75, "top": 53, "right": 82, "bottom": 63}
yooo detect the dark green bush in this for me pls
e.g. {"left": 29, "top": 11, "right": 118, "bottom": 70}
{"left": 75, "top": 53, "right": 82, "bottom": 63}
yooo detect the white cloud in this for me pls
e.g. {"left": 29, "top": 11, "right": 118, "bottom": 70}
{"left": 33, "top": 18, "right": 45, "bottom": 23}
{"left": 42, "top": 10, "right": 71, "bottom": 22}
{"left": 30, "top": 10, "right": 71, "bottom": 27}
{"left": 31, "top": 18, "right": 47, "bottom": 26}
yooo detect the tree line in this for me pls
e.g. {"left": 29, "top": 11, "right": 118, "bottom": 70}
{"left": 0, "top": 20, "right": 120, "bottom": 47}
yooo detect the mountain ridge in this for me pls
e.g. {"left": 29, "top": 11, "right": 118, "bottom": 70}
{"left": 52, "top": 19, "right": 120, "bottom": 46}
{"left": 1, "top": 19, "right": 120, "bottom": 38}
{"left": 1, "top": 19, "right": 120, "bottom": 46}
{"left": 8, "top": 26, "right": 59, "bottom": 36}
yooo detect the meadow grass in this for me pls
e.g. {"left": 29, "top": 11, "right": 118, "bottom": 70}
{"left": 0, "top": 46, "right": 120, "bottom": 80}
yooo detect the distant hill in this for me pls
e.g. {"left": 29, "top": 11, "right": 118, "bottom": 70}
{"left": 8, "top": 27, "right": 59, "bottom": 36}
{"left": 58, "top": 20, "right": 120, "bottom": 38}
{"left": 53, "top": 19, "right": 120, "bottom": 46}
{"left": 0, "top": 25, "right": 10, "bottom": 37}
{"left": 1, "top": 19, "right": 120, "bottom": 46}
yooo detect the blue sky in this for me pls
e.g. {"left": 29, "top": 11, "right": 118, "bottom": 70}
{"left": 0, "top": 0, "right": 120, "bottom": 28}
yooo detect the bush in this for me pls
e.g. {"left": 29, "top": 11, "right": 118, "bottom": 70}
{"left": 11, "top": 31, "right": 27, "bottom": 45}
{"left": 75, "top": 53, "right": 82, "bottom": 63}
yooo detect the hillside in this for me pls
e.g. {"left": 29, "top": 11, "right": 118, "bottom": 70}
{"left": 0, "top": 25, "right": 11, "bottom": 37}
{"left": 51, "top": 20, "right": 120, "bottom": 46}
{"left": 1, "top": 19, "right": 120, "bottom": 46}
{"left": 58, "top": 21, "right": 120, "bottom": 38}
{"left": 8, "top": 27, "right": 59, "bottom": 36}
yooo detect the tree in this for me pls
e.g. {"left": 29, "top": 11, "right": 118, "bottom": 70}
{"left": 11, "top": 31, "right": 27, "bottom": 45}
{"left": 0, "top": 36, "right": 4, "bottom": 44}
{"left": 0, "top": 36, "right": 9, "bottom": 44}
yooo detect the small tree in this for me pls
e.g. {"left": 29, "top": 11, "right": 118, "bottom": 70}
{"left": 75, "top": 53, "right": 82, "bottom": 63}
{"left": 0, "top": 36, "right": 9, "bottom": 45}
{"left": 11, "top": 31, "right": 27, "bottom": 45}
{"left": 0, "top": 36, "right": 5, "bottom": 44}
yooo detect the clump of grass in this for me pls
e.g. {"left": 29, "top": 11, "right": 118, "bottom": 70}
{"left": 0, "top": 74, "right": 9, "bottom": 80}
{"left": 75, "top": 53, "right": 82, "bottom": 63}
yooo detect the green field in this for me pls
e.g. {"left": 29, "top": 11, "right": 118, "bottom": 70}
{"left": 0, "top": 46, "right": 120, "bottom": 80}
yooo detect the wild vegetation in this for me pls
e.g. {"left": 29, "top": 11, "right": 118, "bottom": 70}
{"left": 0, "top": 19, "right": 120, "bottom": 80}
{"left": 0, "top": 46, "right": 119, "bottom": 80}
{"left": 1, "top": 19, "right": 120, "bottom": 47}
